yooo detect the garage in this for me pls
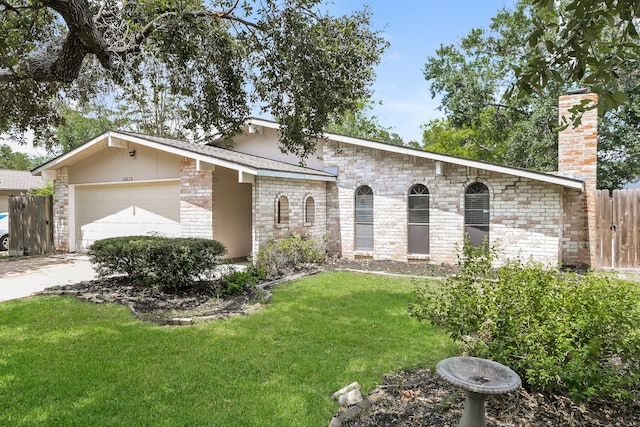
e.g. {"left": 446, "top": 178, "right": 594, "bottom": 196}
{"left": 74, "top": 180, "right": 180, "bottom": 251}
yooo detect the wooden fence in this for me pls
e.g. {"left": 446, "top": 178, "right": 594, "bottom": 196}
{"left": 596, "top": 189, "right": 640, "bottom": 269}
{"left": 8, "top": 195, "right": 53, "bottom": 256}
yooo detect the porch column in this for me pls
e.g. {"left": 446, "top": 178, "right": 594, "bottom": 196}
{"left": 180, "top": 158, "right": 214, "bottom": 239}
{"left": 52, "top": 167, "right": 70, "bottom": 252}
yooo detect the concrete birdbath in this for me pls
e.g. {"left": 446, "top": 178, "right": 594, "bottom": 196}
{"left": 436, "top": 356, "right": 521, "bottom": 427}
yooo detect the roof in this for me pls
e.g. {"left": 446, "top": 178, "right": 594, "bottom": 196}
{"left": 0, "top": 169, "right": 46, "bottom": 191}
{"left": 246, "top": 118, "right": 586, "bottom": 191}
{"left": 32, "top": 119, "right": 585, "bottom": 191}
{"left": 32, "top": 130, "right": 336, "bottom": 182}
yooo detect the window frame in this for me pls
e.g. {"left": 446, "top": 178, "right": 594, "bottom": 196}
{"left": 276, "top": 194, "right": 290, "bottom": 228}
{"left": 354, "top": 185, "right": 374, "bottom": 251}
{"left": 304, "top": 195, "right": 315, "bottom": 226}
{"left": 408, "top": 184, "right": 430, "bottom": 255}
{"left": 464, "top": 182, "right": 490, "bottom": 248}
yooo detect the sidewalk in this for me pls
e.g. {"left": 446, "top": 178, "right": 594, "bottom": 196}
{"left": 0, "top": 253, "right": 98, "bottom": 302}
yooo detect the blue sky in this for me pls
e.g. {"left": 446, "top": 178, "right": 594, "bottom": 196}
{"left": 327, "top": 0, "right": 516, "bottom": 142}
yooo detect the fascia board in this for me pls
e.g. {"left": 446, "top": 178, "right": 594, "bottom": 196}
{"left": 325, "top": 133, "right": 584, "bottom": 191}
{"left": 256, "top": 170, "right": 336, "bottom": 181}
{"left": 32, "top": 131, "right": 115, "bottom": 175}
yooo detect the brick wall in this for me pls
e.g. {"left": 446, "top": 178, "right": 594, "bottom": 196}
{"left": 252, "top": 176, "right": 327, "bottom": 257}
{"left": 323, "top": 143, "right": 565, "bottom": 265}
{"left": 53, "top": 167, "right": 69, "bottom": 251}
{"left": 558, "top": 92, "right": 598, "bottom": 266}
{"left": 179, "top": 158, "right": 214, "bottom": 238}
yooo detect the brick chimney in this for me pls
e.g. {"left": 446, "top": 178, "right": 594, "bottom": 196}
{"left": 558, "top": 90, "right": 598, "bottom": 267}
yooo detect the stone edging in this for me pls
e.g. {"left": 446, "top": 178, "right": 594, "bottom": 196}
{"left": 328, "top": 389, "right": 386, "bottom": 426}
{"left": 37, "top": 286, "right": 273, "bottom": 325}
{"left": 36, "top": 270, "right": 323, "bottom": 325}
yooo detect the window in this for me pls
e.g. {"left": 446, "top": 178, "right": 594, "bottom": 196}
{"left": 408, "top": 184, "right": 429, "bottom": 254}
{"left": 277, "top": 195, "right": 289, "bottom": 226}
{"left": 304, "top": 196, "right": 315, "bottom": 225}
{"left": 355, "top": 186, "right": 373, "bottom": 251}
{"left": 464, "top": 182, "right": 489, "bottom": 248}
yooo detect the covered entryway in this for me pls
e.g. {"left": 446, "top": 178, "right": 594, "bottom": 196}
{"left": 74, "top": 180, "right": 180, "bottom": 251}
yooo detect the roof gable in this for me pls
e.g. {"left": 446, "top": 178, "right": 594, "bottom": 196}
{"left": 245, "top": 117, "right": 585, "bottom": 191}
{"left": 32, "top": 130, "right": 336, "bottom": 182}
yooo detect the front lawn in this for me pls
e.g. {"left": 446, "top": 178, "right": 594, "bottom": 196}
{"left": 0, "top": 271, "right": 455, "bottom": 426}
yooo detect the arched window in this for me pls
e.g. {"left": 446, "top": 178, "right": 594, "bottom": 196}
{"left": 355, "top": 186, "right": 373, "bottom": 251}
{"left": 464, "top": 182, "right": 490, "bottom": 248}
{"left": 304, "top": 196, "right": 315, "bottom": 225}
{"left": 276, "top": 195, "right": 289, "bottom": 226}
{"left": 408, "top": 184, "right": 429, "bottom": 254}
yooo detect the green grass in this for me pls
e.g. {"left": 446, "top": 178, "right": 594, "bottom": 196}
{"left": 0, "top": 271, "right": 455, "bottom": 426}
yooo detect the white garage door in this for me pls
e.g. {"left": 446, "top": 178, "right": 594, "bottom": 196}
{"left": 75, "top": 181, "right": 180, "bottom": 251}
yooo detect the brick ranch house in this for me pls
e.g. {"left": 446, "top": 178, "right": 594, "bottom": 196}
{"left": 32, "top": 92, "right": 598, "bottom": 267}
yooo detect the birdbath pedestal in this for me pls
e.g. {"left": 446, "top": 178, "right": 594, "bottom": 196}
{"left": 436, "top": 356, "right": 521, "bottom": 427}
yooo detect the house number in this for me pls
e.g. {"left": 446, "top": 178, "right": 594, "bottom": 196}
{"left": 122, "top": 176, "right": 134, "bottom": 182}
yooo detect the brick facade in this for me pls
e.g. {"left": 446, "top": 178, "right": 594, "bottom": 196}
{"left": 179, "top": 158, "right": 214, "bottom": 239}
{"left": 252, "top": 176, "right": 327, "bottom": 256}
{"left": 53, "top": 167, "right": 69, "bottom": 251}
{"left": 322, "top": 143, "right": 566, "bottom": 265}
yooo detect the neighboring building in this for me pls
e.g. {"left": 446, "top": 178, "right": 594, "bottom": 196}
{"left": 0, "top": 169, "right": 47, "bottom": 211}
{"left": 32, "top": 92, "right": 598, "bottom": 267}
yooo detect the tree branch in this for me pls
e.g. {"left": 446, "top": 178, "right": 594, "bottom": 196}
{"left": 0, "top": 0, "right": 261, "bottom": 83}
{"left": 113, "top": 8, "right": 260, "bottom": 54}
{"left": 488, "top": 102, "right": 529, "bottom": 116}
{"left": 0, "top": 0, "right": 29, "bottom": 13}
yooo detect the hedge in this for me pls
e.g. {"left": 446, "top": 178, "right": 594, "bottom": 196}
{"left": 89, "top": 236, "right": 227, "bottom": 292}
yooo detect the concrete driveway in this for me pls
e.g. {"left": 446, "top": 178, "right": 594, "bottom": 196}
{"left": 0, "top": 253, "right": 97, "bottom": 302}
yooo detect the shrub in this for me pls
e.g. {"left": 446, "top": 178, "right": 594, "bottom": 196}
{"left": 255, "top": 233, "right": 326, "bottom": 279}
{"left": 27, "top": 181, "right": 54, "bottom": 196}
{"left": 221, "top": 270, "right": 258, "bottom": 295}
{"left": 409, "top": 245, "right": 640, "bottom": 402}
{"left": 89, "top": 236, "right": 227, "bottom": 292}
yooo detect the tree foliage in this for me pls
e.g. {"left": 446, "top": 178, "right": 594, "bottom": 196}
{"left": 0, "top": 0, "right": 387, "bottom": 160}
{"left": 421, "top": 1, "right": 640, "bottom": 189}
{"left": 421, "top": 3, "right": 561, "bottom": 170}
{"left": 0, "top": 144, "right": 34, "bottom": 170}
{"left": 326, "top": 101, "right": 403, "bottom": 145}
{"left": 112, "top": 53, "right": 187, "bottom": 139}
{"left": 54, "top": 105, "right": 115, "bottom": 153}
{"left": 518, "top": 0, "right": 640, "bottom": 111}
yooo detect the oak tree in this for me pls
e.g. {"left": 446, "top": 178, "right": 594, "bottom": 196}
{"left": 0, "top": 0, "right": 387, "bottom": 160}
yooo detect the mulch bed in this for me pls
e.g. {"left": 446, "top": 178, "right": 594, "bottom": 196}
{"left": 40, "top": 276, "right": 270, "bottom": 324}
{"left": 337, "top": 367, "right": 640, "bottom": 427}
